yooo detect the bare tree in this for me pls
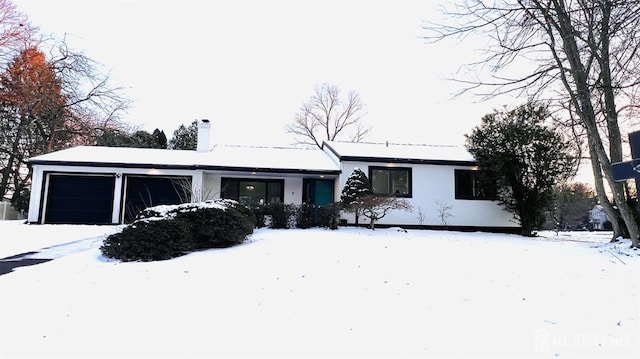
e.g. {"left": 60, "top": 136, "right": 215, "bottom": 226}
{"left": 434, "top": 200, "right": 453, "bottom": 226}
{"left": 423, "top": 0, "right": 640, "bottom": 247}
{"left": 0, "top": 39, "right": 130, "bottom": 208}
{"left": 286, "top": 82, "right": 369, "bottom": 149}
{"left": 0, "top": 0, "right": 34, "bottom": 66}
{"left": 415, "top": 205, "right": 426, "bottom": 225}
{"left": 360, "top": 195, "right": 413, "bottom": 230}
{"left": 49, "top": 38, "right": 131, "bottom": 144}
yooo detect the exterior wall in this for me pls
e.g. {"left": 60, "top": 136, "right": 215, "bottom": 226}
{"left": 28, "top": 164, "right": 194, "bottom": 224}
{"left": 284, "top": 178, "right": 303, "bottom": 204}
{"left": 202, "top": 172, "right": 221, "bottom": 201}
{"left": 338, "top": 161, "right": 517, "bottom": 229}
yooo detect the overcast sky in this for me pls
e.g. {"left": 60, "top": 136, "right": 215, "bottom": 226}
{"left": 13, "top": 0, "right": 516, "bottom": 147}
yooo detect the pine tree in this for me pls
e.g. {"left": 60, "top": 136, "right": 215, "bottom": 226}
{"left": 340, "top": 167, "right": 371, "bottom": 225}
{"left": 153, "top": 129, "right": 167, "bottom": 149}
{"left": 168, "top": 120, "right": 198, "bottom": 150}
{"left": 95, "top": 128, "right": 165, "bottom": 148}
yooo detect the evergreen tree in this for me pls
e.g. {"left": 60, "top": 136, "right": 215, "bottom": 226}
{"left": 153, "top": 129, "right": 167, "bottom": 149}
{"left": 95, "top": 128, "right": 166, "bottom": 148}
{"left": 465, "top": 102, "right": 576, "bottom": 236}
{"left": 168, "top": 120, "right": 198, "bottom": 150}
{"left": 340, "top": 167, "right": 371, "bottom": 225}
{"left": 130, "top": 130, "right": 161, "bottom": 148}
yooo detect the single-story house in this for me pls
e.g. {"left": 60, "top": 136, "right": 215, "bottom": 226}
{"left": 26, "top": 120, "right": 518, "bottom": 232}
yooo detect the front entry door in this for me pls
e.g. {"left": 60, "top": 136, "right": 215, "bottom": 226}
{"left": 303, "top": 179, "right": 334, "bottom": 206}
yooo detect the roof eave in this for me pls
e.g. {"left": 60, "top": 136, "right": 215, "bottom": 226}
{"left": 28, "top": 160, "right": 341, "bottom": 175}
{"left": 323, "top": 142, "right": 477, "bottom": 166}
{"left": 337, "top": 155, "right": 477, "bottom": 166}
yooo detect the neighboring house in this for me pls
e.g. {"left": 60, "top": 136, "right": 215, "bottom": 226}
{"left": 26, "top": 120, "right": 519, "bottom": 232}
{"left": 589, "top": 205, "right": 609, "bottom": 230}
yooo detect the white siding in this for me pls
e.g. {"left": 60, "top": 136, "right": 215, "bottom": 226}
{"left": 202, "top": 173, "right": 222, "bottom": 201}
{"left": 284, "top": 178, "right": 303, "bottom": 204}
{"left": 338, "top": 161, "right": 516, "bottom": 228}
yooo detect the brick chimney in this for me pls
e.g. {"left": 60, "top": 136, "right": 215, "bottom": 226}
{"left": 196, "top": 119, "right": 212, "bottom": 152}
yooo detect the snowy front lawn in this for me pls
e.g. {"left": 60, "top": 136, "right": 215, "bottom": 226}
{"left": 0, "top": 221, "right": 638, "bottom": 358}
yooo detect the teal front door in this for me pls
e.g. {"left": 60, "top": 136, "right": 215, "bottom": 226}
{"left": 303, "top": 179, "right": 334, "bottom": 205}
{"left": 314, "top": 180, "right": 333, "bottom": 206}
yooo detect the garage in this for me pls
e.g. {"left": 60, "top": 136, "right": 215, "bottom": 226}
{"left": 123, "top": 176, "right": 191, "bottom": 223}
{"left": 44, "top": 173, "right": 115, "bottom": 224}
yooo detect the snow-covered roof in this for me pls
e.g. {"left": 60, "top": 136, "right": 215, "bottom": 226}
{"left": 28, "top": 140, "right": 477, "bottom": 173}
{"left": 28, "top": 145, "right": 341, "bottom": 174}
{"left": 323, "top": 141, "right": 476, "bottom": 164}
{"left": 205, "top": 145, "right": 339, "bottom": 172}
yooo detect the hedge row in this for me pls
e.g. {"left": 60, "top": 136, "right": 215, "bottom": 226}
{"left": 253, "top": 202, "right": 341, "bottom": 230}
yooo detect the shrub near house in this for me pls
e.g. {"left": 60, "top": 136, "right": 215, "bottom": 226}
{"left": 100, "top": 199, "right": 256, "bottom": 262}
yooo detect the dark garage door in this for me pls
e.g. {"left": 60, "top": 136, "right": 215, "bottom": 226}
{"left": 123, "top": 176, "right": 191, "bottom": 223}
{"left": 44, "top": 174, "right": 115, "bottom": 224}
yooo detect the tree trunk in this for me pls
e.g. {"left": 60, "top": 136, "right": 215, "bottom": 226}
{"left": 0, "top": 114, "right": 28, "bottom": 198}
{"left": 588, "top": 142, "right": 623, "bottom": 240}
{"left": 584, "top": 119, "right": 639, "bottom": 247}
{"left": 597, "top": 0, "right": 629, "bottom": 241}
{"left": 549, "top": 1, "right": 639, "bottom": 248}
{"left": 0, "top": 154, "right": 15, "bottom": 197}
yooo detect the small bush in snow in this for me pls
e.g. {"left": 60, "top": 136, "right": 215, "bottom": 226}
{"left": 317, "top": 203, "right": 340, "bottom": 229}
{"left": 295, "top": 203, "right": 315, "bottom": 229}
{"left": 265, "top": 202, "right": 295, "bottom": 229}
{"left": 251, "top": 206, "right": 269, "bottom": 228}
{"left": 100, "top": 199, "right": 255, "bottom": 262}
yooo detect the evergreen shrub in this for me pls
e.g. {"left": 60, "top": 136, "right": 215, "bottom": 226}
{"left": 295, "top": 203, "right": 315, "bottom": 229}
{"left": 318, "top": 203, "right": 340, "bottom": 229}
{"left": 266, "top": 202, "right": 295, "bottom": 229}
{"left": 176, "top": 202, "right": 256, "bottom": 249}
{"left": 100, "top": 218, "right": 192, "bottom": 262}
{"left": 100, "top": 199, "right": 255, "bottom": 262}
{"left": 252, "top": 205, "right": 268, "bottom": 228}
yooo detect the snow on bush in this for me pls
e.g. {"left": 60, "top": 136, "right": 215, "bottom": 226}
{"left": 134, "top": 199, "right": 239, "bottom": 222}
{"left": 100, "top": 199, "right": 256, "bottom": 262}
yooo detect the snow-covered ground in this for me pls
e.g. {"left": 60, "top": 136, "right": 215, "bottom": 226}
{"left": 0, "top": 220, "right": 638, "bottom": 358}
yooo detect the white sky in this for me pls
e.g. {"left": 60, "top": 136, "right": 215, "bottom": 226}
{"left": 12, "top": 0, "right": 512, "bottom": 147}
